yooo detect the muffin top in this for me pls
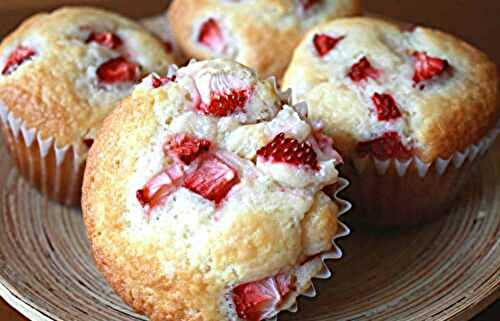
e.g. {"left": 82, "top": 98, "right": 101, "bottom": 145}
{"left": 0, "top": 7, "right": 174, "bottom": 154}
{"left": 168, "top": 0, "right": 360, "bottom": 78}
{"left": 141, "top": 14, "right": 187, "bottom": 65}
{"left": 83, "top": 59, "right": 345, "bottom": 321}
{"left": 283, "top": 17, "right": 499, "bottom": 162}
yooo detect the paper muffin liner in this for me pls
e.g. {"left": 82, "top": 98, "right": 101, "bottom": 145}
{"left": 341, "top": 121, "right": 500, "bottom": 227}
{"left": 262, "top": 73, "right": 353, "bottom": 319}
{"left": 265, "top": 177, "right": 351, "bottom": 321}
{"left": 0, "top": 102, "right": 86, "bottom": 206}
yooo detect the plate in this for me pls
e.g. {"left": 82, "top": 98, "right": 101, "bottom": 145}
{"left": 0, "top": 139, "right": 498, "bottom": 321}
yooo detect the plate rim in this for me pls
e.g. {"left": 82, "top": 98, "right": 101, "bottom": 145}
{"left": 0, "top": 276, "right": 54, "bottom": 321}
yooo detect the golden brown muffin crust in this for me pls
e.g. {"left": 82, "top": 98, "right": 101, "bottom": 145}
{"left": 168, "top": 0, "right": 361, "bottom": 78}
{"left": 283, "top": 17, "right": 499, "bottom": 162}
{"left": 0, "top": 7, "right": 174, "bottom": 153}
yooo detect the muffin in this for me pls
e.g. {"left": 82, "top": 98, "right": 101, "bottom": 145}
{"left": 283, "top": 17, "right": 499, "bottom": 226}
{"left": 0, "top": 7, "right": 175, "bottom": 206}
{"left": 167, "top": 0, "right": 361, "bottom": 78}
{"left": 82, "top": 59, "right": 350, "bottom": 321}
{"left": 141, "top": 14, "right": 187, "bottom": 65}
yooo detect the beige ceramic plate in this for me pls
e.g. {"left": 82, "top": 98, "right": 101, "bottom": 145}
{"left": 0, "top": 139, "right": 499, "bottom": 321}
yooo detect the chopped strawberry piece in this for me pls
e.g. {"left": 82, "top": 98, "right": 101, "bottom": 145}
{"left": 313, "top": 34, "right": 344, "bottom": 57}
{"left": 164, "top": 134, "right": 211, "bottom": 165}
{"left": 2, "top": 46, "right": 36, "bottom": 75}
{"left": 147, "top": 184, "right": 178, "bottom": 208}
{"left": 198, "top": 18, "right": 225, "bottom": 53}
{"left": 136, "top": 189, "right": 148, "bottom": 207}
{"left": 274, "top": 273, "right": 295, "bottom": 298}
{"left": 151, "top": 75, "right": 176, "bottom": 88}
{"left": 83, "top": 138, "right": 94, "bottom": 149}
{"left": 233, "top": 280, "right": 277, "bottom": 321}
{"left": 137, "top": 172, "right": 172, "bottom": 207}
{"left": 313, "top": 131, "right": 343, "bottom": 164}
{"left": 136, "top": 164, "right": 184, "bottom": 208}
{"left": 183, "top": 155, "right": 239, "bottom": 204}
{"left": 357, "top": 132, "right": 413, "bottom": 160}
{"left": 412, "top": 51, "right": 449, "bottom": 85}
{"left": 257, "top": 133, "right": 319, "bottom": 170}
{"left": 86, "top": 32, "right": 123, "bottom": 49}
{"left": 197, "top": 88, "right": 251, "bottom": 117}
{"left": 96, "top": 57, "right": 141, "bottom": 84}
{"left": 348, "top": 57, "right": 380, "bottom": 82}
{"left": 162, "top": 41, "right": 173, "bottom": 53}
{"left": 402, "top": 23, "right": 419, "bottom": 32}
{"left": 232, "top": 274, "right": 294, "bottom": 321}
{"left": 371, "top": 93, "right": 402, "bottom": 121}
{"left": 299, "top": 0, "right": 321, "bottom": 10}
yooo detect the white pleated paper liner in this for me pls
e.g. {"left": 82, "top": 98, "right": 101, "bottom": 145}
{"left": 268, "top": 177, "right": 351, "bottom": 321}
{"left": 344, "top": 119, "right": 499, "bottom": 226}
{"left": 263, "top": 69, "right": 351, "bottom": 321}
{"left": 0, "top": 101, "right": 86, "bottom": 206}
{"left": 352, "top": 120, "right": 500, "bottom": 177}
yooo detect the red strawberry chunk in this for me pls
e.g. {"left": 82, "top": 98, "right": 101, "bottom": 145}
{"left": 357, "top": 132, "right": 413, "bottom": 160}
{"left": 147, "top": 184, "right": 177, "bottom": 208}
{"left": 96, "top": 57, "right": 141, "bottom": 84}
{"left": 198, "top": 18, "right": 225, "bottom": 53}
{"left": 371, "top": 93, "right": 402, "bottom": 121}
{"left": 83, "top": 138, "right": 94, "bottom": 149}
{"left": 232, "top": 274, "right": 294, "bottom": 321}
{"left": 313, "top": 34, "right": 344, "bottom": 57}
{"left": 151, "top": 75, "right": 176, "bottom": 88}
{"left": 136, "top": 164, "right": 184, "bottom": 208}
{"left": 197, "top": 88, "right": 251, "bottom": 117}
{"left": 274, "top": 273, "right": 294, "bottom": 298}
{"left": 2, "top": 46, "right": 36, "bottom": 75}
{"left": 348, "top": 57, "right": 380, "bottom": 82}
{"left": 313, "top": 131, "right": 343, "bottom": 164}
{"left": 86, "top": 32, "right": 123, "bottom": 49}
{"left": 412, "top": 51, "right": 449, "bottom": 85}
{"left": 164, "top": 134, "right": 211, "bottom": 165}
{"left": 257, "top": 133, "right": 319, "bottom": 170}
{"left": 162, "top": 41, "right": 173, "bottom": 53}
{"left": 402, "top": 23, "right": 419, "bottom": 33}
{"left": 300, "top": 0, "right": 321, "bottom": 10}
{"left": 183, "top": 155, "right": 239, "bottom": 204}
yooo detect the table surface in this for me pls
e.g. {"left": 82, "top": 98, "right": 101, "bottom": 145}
{"left": 0, "top": 0, "right": 498, "bottom": 320}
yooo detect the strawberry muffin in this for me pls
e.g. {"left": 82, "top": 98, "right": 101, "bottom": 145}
{"left": 141, "top": 14, "right": 187, "bottom": 65}
{"left": 0, "top": 7, "right": 174, "bottom": 206}
{"left": 167, "top": 0, "right": 361, "bottom": 78}
{"left": 82, "top": 59, "right": 349, "bottom": 321}
{"left": 283, "top": 17, "right": 499, "bottom": 226}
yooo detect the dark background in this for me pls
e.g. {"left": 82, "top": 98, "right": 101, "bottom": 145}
{"left": 0, "top": 0, "right": 498, "bottom": 320}
{"left": 0, "top": 0, "right": 499, "bottom": 63}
